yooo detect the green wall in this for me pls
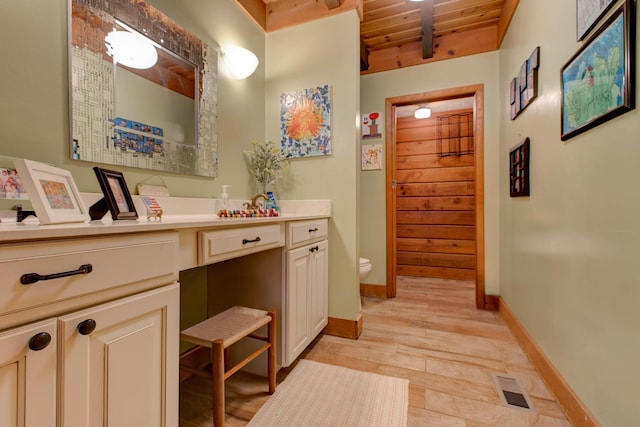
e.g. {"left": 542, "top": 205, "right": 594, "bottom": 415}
{"left": 266, "top": 12, "right": 362, "bottom": 321}
{"left": 499, "top": 0, "right": 640, "bottom": 424}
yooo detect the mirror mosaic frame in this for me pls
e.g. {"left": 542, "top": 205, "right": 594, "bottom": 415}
{"left": 69, "top": 0, "right": 218, "bottom": 177}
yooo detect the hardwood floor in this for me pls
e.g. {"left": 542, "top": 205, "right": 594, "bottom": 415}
{"left": 180, "top": 277, "right": 571, "bottom": 426}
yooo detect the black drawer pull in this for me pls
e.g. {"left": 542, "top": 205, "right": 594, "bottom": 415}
{"left": 242, "top": 237, "right": 261, "bottom": 245}
{"left": 309, "top": 246, "right": 320, "bottom": 253}
{"left": 20, "top": 264, "right": 93, "bottom": 285}
{"left": 29, "top": 332, "right": 52, "bottom": 351}
{"left": 77, "top": 319, "right": 97, "bottom": 335}
{"left": 308, "top": 227, "right": 319, "bottom": 233}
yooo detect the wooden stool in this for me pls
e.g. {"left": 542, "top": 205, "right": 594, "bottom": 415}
{"left": 180, "top": 306, "right": 276, "bottom": 426}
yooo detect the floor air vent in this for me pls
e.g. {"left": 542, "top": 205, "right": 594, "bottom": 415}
{"left": 491, "top": 373, "right": 534, "bottom": 411}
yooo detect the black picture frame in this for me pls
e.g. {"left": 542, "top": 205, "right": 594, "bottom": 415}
{"left": 577, "top": 0, "right": 616, "bottom": 41}
{"left": 510, "top": 47, "right": 540, "bottom": 120}
{"left": 509, "top": 138, "right": 530, "bottom": 197}
{"left": 562, "top": 0, "right": 635, "bottom": 141}
{"left": 90, "top": 167, "right": 138, "bottom": 220}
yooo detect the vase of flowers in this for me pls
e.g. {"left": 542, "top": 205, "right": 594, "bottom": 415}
{"left": 244, "top": 140, "right": 289, "bottom": 194}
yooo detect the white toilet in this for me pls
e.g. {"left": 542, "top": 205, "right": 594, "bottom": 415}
{"left": 359, "top": 257, "right": 372, "bottom": 281}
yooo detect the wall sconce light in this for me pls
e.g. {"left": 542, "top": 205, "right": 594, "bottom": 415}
{"left": 414, "top": 105, "right": 432, "bottom": 119}
{"left": 221, "top": 46, "right": 259, "bottom": 79}
{"left": 105, "top": 29, "right": 158, "bottom": 70}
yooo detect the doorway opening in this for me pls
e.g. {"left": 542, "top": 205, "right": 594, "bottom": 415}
{"left": 385, "top": 84, "right": 492, "bottom": 310}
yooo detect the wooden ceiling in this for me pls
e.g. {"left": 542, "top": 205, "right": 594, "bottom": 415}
{"left": 237, "top": 0, "right": 519, "bottom": 74}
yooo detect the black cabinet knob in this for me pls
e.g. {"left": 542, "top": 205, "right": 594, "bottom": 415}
{"left": 28, "top": 332, "right": 52, "bottom": 351}
{"left": 77, "top": 319, "right": 97, "bottom": 335}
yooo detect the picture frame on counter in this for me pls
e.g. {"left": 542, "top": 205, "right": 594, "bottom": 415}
{"left": 91, "top": 167, "right": 138, "bottom": 221}
{"left": 13, "top": 158, "right": 90, "bottom": 224}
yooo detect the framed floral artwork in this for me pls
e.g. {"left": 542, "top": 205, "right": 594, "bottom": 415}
{"left": 280, "top": 85, "right": 331, "bottom": 158}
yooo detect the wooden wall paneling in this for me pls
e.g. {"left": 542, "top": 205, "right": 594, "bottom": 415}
{"left": 396, "top": 210, "right": 475, "bottom": 225}
{"left": 396, "top": 181, "right": 475, "bottom": 197}
{"left": 396, "top": 225, "right": 476, "bottom": 240}
{"left": 394, "top": 107, "right": 476, "bottom": 282}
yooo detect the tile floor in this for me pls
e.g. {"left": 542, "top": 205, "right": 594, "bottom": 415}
{"left": 180, "top": 277, "right": 571, "bottom": 426}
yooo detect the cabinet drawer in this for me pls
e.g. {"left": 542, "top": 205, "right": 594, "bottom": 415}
{"left": 198, "top": 224, "right": 284, "bottom": 265}
{"left": 287, "top": 219, "right": 328, "bottom": 249}
{"left": 0, "top": 232, "right": 178, "bottom": 318}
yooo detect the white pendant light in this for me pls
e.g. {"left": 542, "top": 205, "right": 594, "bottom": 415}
{"left": 105, "top": 29, "right": 158, "bottom": 70}
{"left": 414, "top": 105, "right": 432, "bottom": 119}
{"left": 221, "top": 46, "right": 259, "bottom": 79}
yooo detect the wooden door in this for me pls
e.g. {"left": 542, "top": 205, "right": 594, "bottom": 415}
{"left": 395, "top": 109, "right": 476, "bottom": 281}
{"left": 58, "top": 284, "right": 179, "bottom": 427}
{"left": 385, "top": 84, "right": 487, "bottom": 308}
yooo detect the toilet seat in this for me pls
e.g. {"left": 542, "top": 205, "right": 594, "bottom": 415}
{"left": 359, "top": 257, "right": 372, "bottom": 280}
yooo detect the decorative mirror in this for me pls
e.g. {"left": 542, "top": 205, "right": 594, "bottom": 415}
{"left": 69, "top": 0, "right": 218, "bottom": 177}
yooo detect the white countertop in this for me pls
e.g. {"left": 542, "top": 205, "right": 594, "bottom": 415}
{"left": 0, "top": 195, "right": 331, "bottom": 243}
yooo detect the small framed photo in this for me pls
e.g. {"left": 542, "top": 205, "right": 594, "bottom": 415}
{"left": 92, "top": 167, "right": 138, "bottom": 221}
{"left": 13, "top": 159, "right": 89, "bottom": 224}
{"left": 509, "top": 137, "right": 530, "bottom": 197}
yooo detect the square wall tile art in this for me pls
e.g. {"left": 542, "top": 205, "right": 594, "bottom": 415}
{"left": 280, "top": 85, "right": 331, "bottom": 158}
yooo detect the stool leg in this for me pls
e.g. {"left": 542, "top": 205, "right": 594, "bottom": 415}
{"left": 212, "top": 339, "right": 225, "bottom": 427}
{"left": 267, "top": 310, "right": 277, "bottom": 394}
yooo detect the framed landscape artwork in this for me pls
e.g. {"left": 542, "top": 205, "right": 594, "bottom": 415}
{"left": 561, "top": 0, "right": 635, "bottom": 141}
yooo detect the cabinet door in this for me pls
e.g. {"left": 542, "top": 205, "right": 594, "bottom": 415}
{"left": 0, "top": 318, "right": 56, "bottom": 427}
{"left": 285, "top": 245, "right": 311, "bottom": 365}
{"left": 309, "top": 240, "right": 328, "bottom": 338}
{"left": 58, "top": 284, "right": 179, "bottom": 427}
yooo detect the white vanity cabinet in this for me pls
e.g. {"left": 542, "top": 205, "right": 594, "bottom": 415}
{"left": 0, "top": 231, "right": 180, "bottom": 427}
{"left": 59, "top": 284, "right": 179, "bottom": 427}
{"left": 0, "top": 318, "right": 57, "bottom": 427}
{"left": 284, "top": 219, "right": 329, "bottom": 366}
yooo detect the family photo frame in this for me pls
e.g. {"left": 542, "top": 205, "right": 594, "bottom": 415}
{"left": 562, "top": 0, "right": 635, "bottom": 141}
{"left": 13, "top": 159, "right": 89, "bottom": 224}
{"left": 91, "top": 167, "right": 138, "bottom": 221}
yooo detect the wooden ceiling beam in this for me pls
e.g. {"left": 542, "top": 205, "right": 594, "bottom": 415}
{"left": 497, "top": 0, "right": 520, "bottom": 46}
{"left": 236, "top": 0, "right": 267, "bottom": 30}
{"left": 363, "top": 24, "right": 498, "bottom": 75}
{"left": 324, "top": 0, "right": 341, "bottom": 9}
{"left": 420, "top": 0, "right": 434, "bottom": 59}
{"left": 360, "top": 37, "right": 370, "bottom": 71}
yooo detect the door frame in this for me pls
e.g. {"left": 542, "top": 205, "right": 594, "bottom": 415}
{"left": 385, "top": 84, "right": 490, "bottom": 309}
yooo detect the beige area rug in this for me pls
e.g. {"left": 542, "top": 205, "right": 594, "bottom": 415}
{"left": 247, "top": 360, "right": 408, "bottom": 427}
